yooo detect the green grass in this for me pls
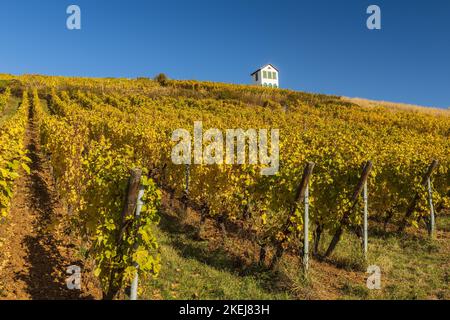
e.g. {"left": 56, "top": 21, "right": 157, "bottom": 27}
{"left": 320, "top": 218, "right": 450, "bottom": 300}
{"left": 437, "top": 214, "right": 450, "bottom": 232}
{"left": 141, "top": 214, "right": 292, "bottom": 300}
{"left": 0, "top": 96, "right": 20, "bottom": 127}
{"left": 39, "top": 98, "right": 50, "bottom": 114}
{"left": 340, "top": 282, "right": 370, "bottom": 299}
{"left": 141, "top": 208, "right": 450, "bottom": 300}
{"left": 366, "top": 234, "right": 447, "bottom": 299}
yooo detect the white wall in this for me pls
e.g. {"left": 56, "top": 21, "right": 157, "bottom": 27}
{"left": 251, "top": 65, "right": 279, "bottom": 88}
{"left": 260, "top": 65, "right": 279, "bottom": 88}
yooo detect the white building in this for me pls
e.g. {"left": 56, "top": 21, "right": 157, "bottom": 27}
{"left": 251, "top": 64, "right": 279, "bottom": 88}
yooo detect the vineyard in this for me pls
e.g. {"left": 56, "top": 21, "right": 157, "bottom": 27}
{"left": 0, "top": 74, "right": 449, "bottom": 300}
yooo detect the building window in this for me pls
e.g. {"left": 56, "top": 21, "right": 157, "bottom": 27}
{"left": 267, "top": 72, "right": 272, "bottom": 79}
{"left": 255, "top": 73, "right": 258, "bottom": 81}
{"left": 263, "top": 71, "right": 267, "bottom": 79}
{"left": 273, "top": 72, "right": 277, "bottom": 80}
{"left": 274, "top": 84, "right": 278, "bottom": 88}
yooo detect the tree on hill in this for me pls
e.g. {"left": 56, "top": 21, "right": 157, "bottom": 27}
{"left": 154, "top": 73, "right": 169, "bottom": 86}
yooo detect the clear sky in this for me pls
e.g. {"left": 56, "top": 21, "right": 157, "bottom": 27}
{"left": 0, "top": 0, "right": 449, "bottom": 108}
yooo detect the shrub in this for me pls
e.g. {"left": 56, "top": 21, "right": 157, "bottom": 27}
{"left": 154, "top": 73, "right": 169, "bottom": 86}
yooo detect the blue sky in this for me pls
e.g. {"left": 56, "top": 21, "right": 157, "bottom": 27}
{"left": 0, "top": 0, "right": 449, "bottom": 108}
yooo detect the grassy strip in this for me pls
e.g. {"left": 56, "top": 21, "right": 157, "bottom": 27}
{"left": 0, "top": 97, "right": 20, "bottom": 127}
{"left": 142, "top": 202, "right": 449, "bottom": 300}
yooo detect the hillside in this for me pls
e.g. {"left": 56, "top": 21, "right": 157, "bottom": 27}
{"left": 0, "top": 74, "right": 449, "bottom": 300}
{"left": 342, "top": 96, "right": 449, "bottom": 115}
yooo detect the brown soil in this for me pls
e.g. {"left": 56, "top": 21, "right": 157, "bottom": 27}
{"left": 0, "top": 107, "right": 101, "bottom": 300}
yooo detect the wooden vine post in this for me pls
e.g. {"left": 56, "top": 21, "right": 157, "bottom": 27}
{"left": 181, "top": 164, "right": 190, "bottom": 218}
{"left": 104, "top": 168, "right": 142, "bottom": 300}
{"left": 324, "top": 161, "right": 372, "bottom": 258}
{"left": 427, "top": 176, "right": 436, "bottom": 238}
{"left": 270, "top": 162, "right": 314, "bottom": 271}
{"left": 185, "top": 164, "right": 190, "bottom": 195}
{"left": 397, "top": 160, "right": 439, "bottom": 233}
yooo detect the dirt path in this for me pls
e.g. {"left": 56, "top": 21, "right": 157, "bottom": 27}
{"left": 0, "top": 105, "right": 99, "bottom": 300}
